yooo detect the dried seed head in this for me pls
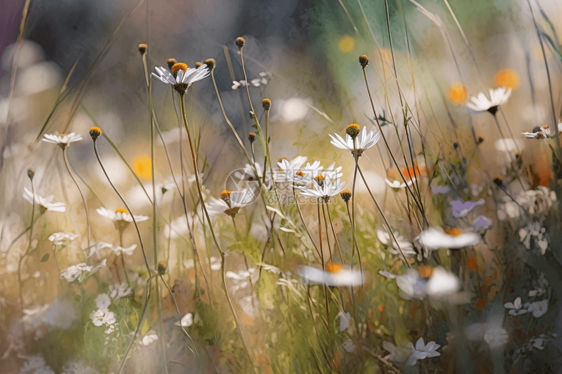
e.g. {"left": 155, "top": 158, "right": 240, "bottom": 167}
{"left": 89, "top": 126, "right": 102, "bottom": 140}
{"left": 167, "top": 58, "right": 177, "bottom": 70}
{"left": 346, "top": 124, "right": 361, "bottom": 138}
{"left": 195, "top": 62, "right": 202, "bottom": 68}
{"left": 262, "top": 98, "right": 271, "bottom": 110}
{"left": 359, "top": 55, "right": 369, "bottom": 68}
{"left": 171, "top": 63, "right": 188, "bottom": 74}
{"left": 248, "top": 132, "right": 256, "bottom": 142}
{"left": 157, "top": 261, "right": 167, "bottom": 275}
{"left": 204, "top": 58, "right": 215, "bottom": 71}
{"left": 221, "top": 190, "right": 232, "bottom": 200}
{"left": 138, "top": 43, "right": 147, "bottom": 54}
{"left": 236, "top": 37, "right": 246, "bottom": 48}
{"left": 27, "top": 168, "right": 35, "bottom": 180}
{"left": 340, "top": 189, "right": 352, "bottom": 202}
{"left": 493, "top": 175, "right": 503, "bottom": 187}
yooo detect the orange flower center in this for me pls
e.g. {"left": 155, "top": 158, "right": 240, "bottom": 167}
{"left": 445, "top": 228, "right": 462, "bottom": 236}
{"left": 60, "top": 133, "right": 67, "bottom": 137}
{"left": 171, "top": 62, "right": 188, "bottom": 74}
{"left": 325, "top": 263, "right": 343, "bottom": 273}
{"left": 295, "top": 171, "right": 305, "bottom": 177}
{"left": 221, "top": 190, "right": 232, "bottom": 199}
{"left": 418, "top": 265, "right": 434, "bottom": 278}
{"left": 448, "top": 84, "right": 467, "bottom": 104}
{"left": 115, "top": 208, "right": 128, "bottom": 215}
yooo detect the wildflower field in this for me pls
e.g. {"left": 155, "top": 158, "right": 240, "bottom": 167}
{"left": 2, "top": 0, "right": 562, "bottom": 372}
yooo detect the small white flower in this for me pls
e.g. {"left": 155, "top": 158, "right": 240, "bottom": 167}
{"left": 111, "top": 244, "right": 137, "bottom": 256}
{"left": 48, "top": 232, "right": 79, "bottom": 246}
{"left": 426, "top": 267, "right": 460, "bottom": 298}
{"left": 466, "top": 87, "right": 511, "bottom": 113}
{"left": 329, "top": 126, "right": 381, "bottom": 154}
{"left": 527, "top": 299, "right": 548, "bottom": 318}
{"left": 180, "top": 313, "right": 193, "bottom": 327}
{"left": 297, "top": 264, "right": 363, "bottom": 287}
{"left": 231, "top": 80, "right": 246, "bottom": 90}
{"left": 376, "top": 229, "right": 417, "bottom": 258}
{"left": 42, "top": 132, "right": 83, "bottom": 147}
{"left": 23, "top": 187, "right": 66, "bottom": 213}
{"left": 96, "top": 207, "right": 149, "bottom": 223}
{"left": 405, "top": 338, "right": 441, "bottom": 366}
{"left": 59, "top": 259, "right": 106, "bottom": 282}
{"left": 152, "top": 64, "right": 209, "bottom": 87}
{"left": 95, "top": 294, "right": 111, "bottom": 311}
{"left": 108, "top": 282, "right": 132, "bottom": 299}
{"left": 90, "top": 309, "right": 115, "bottom": 327}
{"left": 139, "top": 330, "right": 158, "bottom": 346}
{"left": 504, "top": 297, "right": 528, "bottom": 316}
{"left": 418, "top": 228, "right": 480, "bottom": 250}
{"left": 296, "top": 173, "right": 345, "bottom": 200}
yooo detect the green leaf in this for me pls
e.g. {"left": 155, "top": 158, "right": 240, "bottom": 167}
{"left": 40, "top": 253, "right": 50, "bottom": 262}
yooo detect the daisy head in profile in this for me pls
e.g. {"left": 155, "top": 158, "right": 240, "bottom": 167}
{"left": 466, "top": 87, "right": 511, "bottom": 115}
{"left": 297, "top": 263, "right": 364, "bottom": 287}
{"left": 96, "top": 207, "right": 148, "bottom": 232}
{"left": 296, "top": 173, "right": 345, "bottom": 202}
{"left": 206, "top": 190, "right": 253, "bottom": 217}
{"left": 522, "top": 123, "right": 562, "bottom": 139}
{"left": 23, "top": 187, "right": 66, "bottom": 213}
{"left": 418, "top": 227, "right": 481, "bottom": 251}
{"left": 152, "top": 62, "right": 209, "bottom": 94}
{"left": 42, "top": 133, "right": 83, "bottom": 149}
{"left": 329, "top": 124, "right": 381, "bottom": 158}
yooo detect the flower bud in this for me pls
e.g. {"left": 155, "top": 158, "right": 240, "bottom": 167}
{"left": 195, "top": 62, "right": 202, "bottom": 68}
{"left": 236, "top": 37, "right": 246, "bottom": 48}
{"left": 340, "top": 189, "right": 351, "bottom": 203}
{"left": 262, "top": 98, "right": 271, "bottom": 110}
{"left": 248, "top": 132, "right": 256, "bottom": 143}
{"left": 167, "top": 58, "right": 177, "bottom": 70}
{"left": 138, "top": 44, "right": 147, "bottom": 54}
{"left": 359, "top": 55, "right": 369, "bottom": 68}
{"left": 157, "top": 261, "right": 167, "bottom": 275}
{"left": 27, "top": 168, "right": 35, "bottom": 180}
{"left": 346, "top": 124, "right": 361, "bottom": 138}
{"left": 89, "top": 126, "right": 102, "bottom": 140}
{"left": 204, "top": 58, "right": 216, "bottom": 71}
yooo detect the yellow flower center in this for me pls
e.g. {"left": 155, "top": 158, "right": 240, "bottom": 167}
{"left": 448, "top": 84, "right": 467, "bottom": 104}
{"left": 325, "top": 263, "right": 343, "bottom": 273}
{"left": 495, "top": 69, "right": 519, "bottom": 90}
{"left": 132, "top": 155, "right": 153, "bottom": 181}
{"left": 295, "top": 171, "right": 305, "bottom": 177}
{"left": 221, "top": 190, "right": 232, "bottom": 200}
{"left": 445, "top": 228, "right": 462, "bottom": 236}
{"left": 171, "top": 63, "right": 188, "bottom": 74}
{"left": 115, "top": 208, "right": 128, "bottom": 215}
{"left": 60, "top": 133, "right": 67, "bottom": 137}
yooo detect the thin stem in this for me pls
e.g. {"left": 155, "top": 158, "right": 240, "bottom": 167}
{"left": 324, "top": 200, "right": 344, "bottom": 263}
{"left": 18, "top": 178, "right": 36, "bottom": 310}
{"left": 179, "top": 92, "right": 256, "bottom": 372}
{"left": 356, "top": 164, "right": 410, "bottom": 268}
{"left": 62, "top": 148, "right": 92, "bottom": 256}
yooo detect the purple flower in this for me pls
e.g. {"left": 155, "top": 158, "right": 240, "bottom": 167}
{"left": 473, "top": 215, "right": 493, "bottom": 232}
{"left": 432, "top": 185, "right": 451, "bottom": 195}
{"left": 451, "top": 199, "right": 485, "bottom": 218}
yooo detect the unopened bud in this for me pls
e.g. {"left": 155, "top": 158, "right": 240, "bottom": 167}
{"left": 204, "top": 58, "right": 215, "bottom": 71}
{"left": 138, "top": 44, "right": 147, "bottom": 54}
{"left": 157, "top": 261, "right": 167, "bottom": 275}
{"left": 236, "top": 37, "right": 246, "bottom": 48}
{"left": 262, "top": 98, "right": 271, "bottom": 110}
{"left": 359, "top": 55, "right": 369, "bottom": 68}
{"left": 27, "top": 168, "right": 35, "bottom": 180}
{"left": 89, "top": 126, "right": 102, "bottom": 140}
{"left": 248, "top": 132, "right": 256, "bottom": 143}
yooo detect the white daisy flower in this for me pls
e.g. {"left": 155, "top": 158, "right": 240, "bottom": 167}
{"left": 48, "top": 232, "right": 79, "bottom": 246}
{"left": 96, "top": 207, "right": 148, "bottom": 223}
{"left": 276, "top": 156, "right": 308, "bottom": 183}
{"left": 297, "top": 264, "right": 364, "bottom": 287}
{"left": 504, "top": 296, "right": 527, "bottom": 316}
{"left": 376, "top": 229, "right": 417, "bottom": 258}
{"left": 405, "top": 338, "right": 441, "bottom": 366}
{"left": 108, "top": 282, "right": 132, "bottom": 299}
{"left": 466, "top": 87, "right": 512, "bottom": 114}
{"left": 42, "top": 132, "right": 83, "bottom": 147}
{"left": 23, "top": 187, "right": 66, "bottom": 213}
{"left": 385, "top": 177, "right": 416, "bottom": 189}
{"left": 418, "top": 227, "right": 481, "bottom": 250}
{"left": 152, "top": 63, "right": 209, "bottom": 88}
{"left": 90, "top": 308, "right": 116, "bottom": 327}
{"left": 527, "top": 299, "right": 548, "bottom": 318}
{"left": 296, "top": 171, "right": 345, "bottom": 201}
{"left": 329, "top": 125, "right": 381, "bottom": 156}
{"left": 426, "top": 266, "right": 461, "bottom": 298}
{"left": 206, "top": 190, "right": 253, "bottom": 217}
{"left": 59, "top": 259, "right": 107, "bottom": 282}
{"left": 380, "top": 266, "right": 461, "bottom": 300}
